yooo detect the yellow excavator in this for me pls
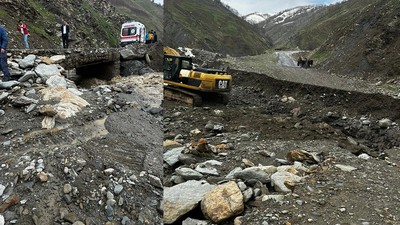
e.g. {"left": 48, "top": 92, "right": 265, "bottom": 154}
{"left": 163, "top": 47, "right": 232, "bottom": 106}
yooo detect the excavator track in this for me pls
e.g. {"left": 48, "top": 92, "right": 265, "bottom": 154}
{"left": 164, "top": 85, "right": 203, "bottom": 106}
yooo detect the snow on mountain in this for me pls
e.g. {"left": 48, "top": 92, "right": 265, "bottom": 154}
{"left": 271, "top": 6, "right": 317, "bottom": 24}
{"left": 243, "top": 12, "right": 271, "bottom": 24}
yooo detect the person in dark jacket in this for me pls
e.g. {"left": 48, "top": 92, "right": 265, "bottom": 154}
{"left": 0, "top": 26, "right": 11, "bottom": 82}
{"left": 153, "top": 31, "right": 158, "bottom": 43}
{"left": 61, "top": 21, "right": 70, "bottom": 48}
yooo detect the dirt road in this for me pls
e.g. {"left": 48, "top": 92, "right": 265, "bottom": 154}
{"left": 221, "top": 52, "right": 400, "bottom": 98}
{"left": 276, "top": 51, "right": 300, "bottom": 67}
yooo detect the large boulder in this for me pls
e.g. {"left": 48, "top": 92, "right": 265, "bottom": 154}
{"left": 50, "top": 55, "right": 66, "bottom": 64}
{"left": 120, "top": 60, "right": 145, "bottom": 76}
{"left": 201, "top": 181, "right": 244, "bottom": 223}
{"left": 18, "top": 70, "right": 36, "bottom": 82}
{"left": 270, "top": 171, "right": 303, "bottom": 193}
{"left": 182, "top": 218, "right": 209, "bottom": 225}
{"left": 45, "top": 75, "right": 68, "bottom": 88}
{"left": 164, "top": 180, "right": 215, "bottom": 224}
{"left": 164, "top": 147, "right": 185, "bottom": 167}
{"left": 39, "top": 87, "right": 90, "bottom": 119}
{"left": 0, "top": 81, "right": 19, "bottom": 89}
{"left": 19, "top": 54, "right": 36, "bottom": 69}
{"left": 175, "top": 167, "right": 203, "bottom": 180}
{"left": 120, "top": 49, "right": 136, "bottom": 60}
{"left": 35, "top": 64, "right": 61, "bottom": 81}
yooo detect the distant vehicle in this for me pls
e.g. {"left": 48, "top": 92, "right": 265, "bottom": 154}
{"left": 119, "top": 21, "right": 146, "bottom": 47}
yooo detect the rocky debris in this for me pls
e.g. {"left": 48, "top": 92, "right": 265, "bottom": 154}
{"left": 175, "top": 167, "right": 203, "bottom": 180}
{"left": 182, "top": 217, "right": 209, "bottom": 225}
{"left": 286, "top": 149, "right": 324, "bottom": 164}
{"left": 0, "top": 51, "right": 163, "bottom": 224}
{"left": 164, "top": 69, "right": 400, "bottom": 224}
{"left": 164, "top": 180, "right": 215, "bottom": 224}
{"left": 378, "top": 118, "right": 392, "bottom": 129}
{"left": 120, "top": 43, "right": 162, "bottom": 76}
{"left": 334, "top": 164, "right": 357, "bottom": 172}
{"left": 190, "top": 48, "right": 224, "bottom": 68}
{"left": 0, "top": 195, "right": 20, "bottom": 213}
{"left": 230, "top": 166, "right": 276, "bottom": 183}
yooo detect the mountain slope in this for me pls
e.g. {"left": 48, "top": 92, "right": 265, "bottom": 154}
{"left": 0, "top": 0, "right": 162, "bottom": 49}
{"left": 304, "top": 0, "right": 400, "bottom": 77}
{"left": 259, "top": 5, "right": 329, "bottom": 49}
{"left": 164, "top": 0, "right": 271, "bottom": 56}
{"left": 256, "top": 0, "right": 399, "bottom": 77}
{"left": 109, "top": 0, "right": 163, "bottom": 38}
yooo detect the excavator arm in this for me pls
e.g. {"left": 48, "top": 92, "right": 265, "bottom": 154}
{"left": 163, "top": 47, "right": 181, "bottom": 56}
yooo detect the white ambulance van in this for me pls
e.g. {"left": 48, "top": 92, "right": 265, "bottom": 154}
{"left": 119, "top": 21, "right": 146, "bottom": 46}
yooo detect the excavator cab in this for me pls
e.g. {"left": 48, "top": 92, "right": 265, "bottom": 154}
{"left": 163, "top": 55, "right": 192, "bottom": 82}
{"left": 163, "top": 47, "right": 232, "bottom": 106}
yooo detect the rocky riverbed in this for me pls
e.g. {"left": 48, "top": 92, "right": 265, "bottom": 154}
{"left": 0, "top": 51, "right": 163, "bottom": 225}
{"left": 163, "top": 67, "right": 400, "bottom": 225}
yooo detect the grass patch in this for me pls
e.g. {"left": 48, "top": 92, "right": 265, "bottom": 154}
{"left": 0, "top": 9, "right": 8, "bottom": 17}
{"left": 91, "top": 11, "right": 118, "bottom": 47}
{"left": 81, "top": 1, "right": 91, "bottom": 11}
{"left": 26, "top": 0, "right": 55, "bottom": 22}
{"left": 312, "top": 50, "right": 329, "bottom": 61}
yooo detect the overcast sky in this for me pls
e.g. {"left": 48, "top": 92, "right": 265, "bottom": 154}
{"left": 221, "top": 0, "right": 345, "bottom": 15}
{"left": 154, "top": 0, "right": 163, "bottom": 5}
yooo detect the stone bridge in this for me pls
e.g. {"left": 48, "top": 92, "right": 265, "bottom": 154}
{"left": 8, "top": 43, "right": 160, "bottom": 80}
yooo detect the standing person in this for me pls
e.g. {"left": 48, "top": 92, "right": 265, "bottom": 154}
{"left": 61, "top": 21, "right": 70, "bottom": 48}
{"left": 149, "top": 30, "right": 154, "bottom": 44}
{"left": 145, "top": 31, "right": 149, "bottom": 44}
{"left": 17, "top": 20, "right": 29, "bottom": 49}
{"left": 297, "top": 56, "right": 302, "bottom": 67}
{"left": 147, "top": 30, "right": 154, "bottom": 44}
{"left": 0, "top": 26, "right": 11, "bottom": 82}
{"left": 304, "top": 57, "right": 309, "bottom": 69}
{"left": 152, "top": 31, "right": 158, "bottom": 43}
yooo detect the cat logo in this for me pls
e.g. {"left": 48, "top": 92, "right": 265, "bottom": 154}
{"left": 217, "top": 80, "right": 228, "bottom": 89}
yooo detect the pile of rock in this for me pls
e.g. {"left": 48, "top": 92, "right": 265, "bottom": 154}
{"left": 163, "top": 118, "right": 370, "bottom": 224}
{"left": 163, "top": 144, "right": 307, "bottom": 224}
{"left": 1, "top": 53, "right": 91, "bottom": 130}
{"left": 0, "top": 52, "right": 163, "bottom": 224}
{"left": 0, "top": 146, "right": 163, "bottom": 225}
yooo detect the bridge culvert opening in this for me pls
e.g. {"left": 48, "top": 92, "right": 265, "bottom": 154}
{"left": 75, "top": 61, "right": 117, "bottom": 87}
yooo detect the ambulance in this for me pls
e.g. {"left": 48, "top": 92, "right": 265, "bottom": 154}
{"left": 119, "top": 21, "right": 146, "bottom": 46}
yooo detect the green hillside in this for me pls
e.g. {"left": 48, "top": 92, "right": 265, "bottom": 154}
{"left": 306, "top": 0, "right": 400, "bottom": 77}
{"left": 276, "top": 0, "right": 400, "bottom": 77}
{"left": 0, "top": 0, "right": 162, "bottom": 49}
{"left": 164, "top": 0, "right": 271, "bottom": 56}
{"left": 109, "top": 0, "right": 163, "bottom": 38}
